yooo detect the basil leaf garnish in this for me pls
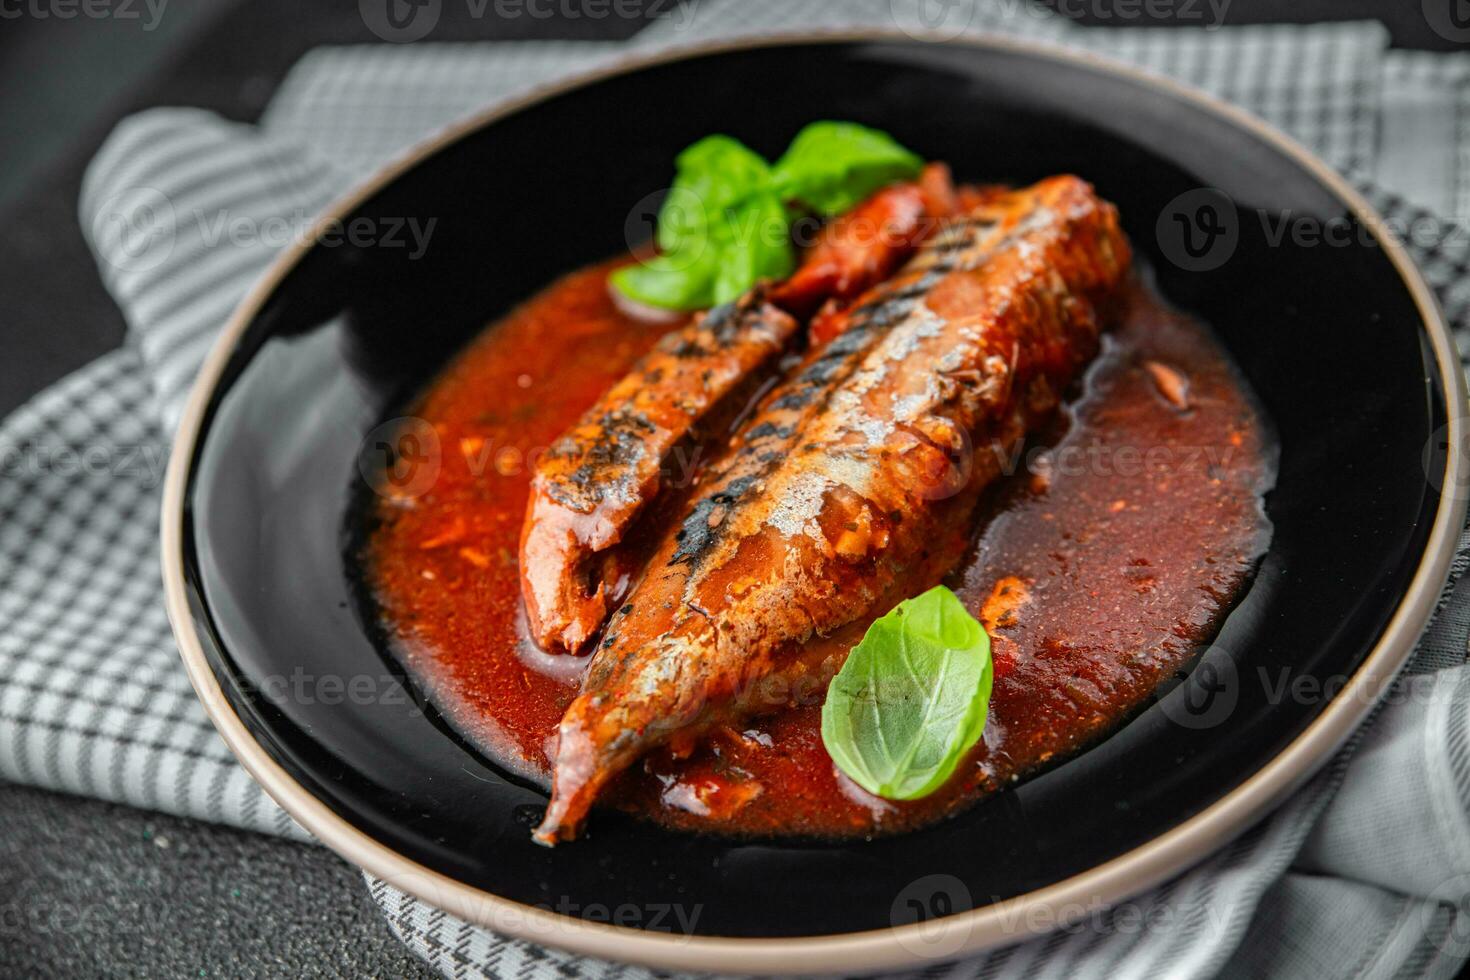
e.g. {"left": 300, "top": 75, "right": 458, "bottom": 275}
{"left": 609, "top": 244, "right": 719, "bottom": 311}
{"left": 657, "top": 135, "right": 772, "bottom": 253}
{"left": 709, "top": 191, "right": 795, "bottom": 305}
{"left": 820, "top": 585, "right": 993, "bottom": 800}
{"left": 772, "top": 121, "right": 924, "bottom": 216}
{"left": 612, "top": 122, "right": 922, "bottom": 311}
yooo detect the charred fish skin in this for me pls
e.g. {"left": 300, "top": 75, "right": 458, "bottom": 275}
{"left": 519, "top": 291, "right": 798, "bottom": 654}
{"left": 535, "top": 176, "right": 1132, "bottom": 844}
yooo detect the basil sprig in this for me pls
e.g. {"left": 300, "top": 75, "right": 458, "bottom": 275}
{"left": 770, "top": 121, "right": 926, "bottom": 215}
{"left": 611, "top": 122, "right": 923, "bottom": 311}
{"left": 820, "top": 585, "right": 993, "bottom": 800}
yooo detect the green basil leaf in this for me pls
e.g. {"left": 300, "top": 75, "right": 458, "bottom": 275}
{"left": 613, "top": 124, "right": 923, "bottom": 311}
{"left": 608, "top": 242, "right": 719, "bottom": 311}
{"left": 820, "top": 585, "right": 992, "bottom": 800}
{"left": 709, "top": 192, "right": 795, "bottom": 305}
{"left": 657, "top": 135, "right": 772, "bottom": 253}
{"left": 771, "top": 121, "right": 924, "bottom": 216}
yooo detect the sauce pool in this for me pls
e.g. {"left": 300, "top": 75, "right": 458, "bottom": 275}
{"left": 362, "top": 257, "right": 1274, "bottom": 839}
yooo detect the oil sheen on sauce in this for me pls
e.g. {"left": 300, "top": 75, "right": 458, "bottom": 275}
{"left": 363, "top": 257, "right": 1275, "bottom": 839}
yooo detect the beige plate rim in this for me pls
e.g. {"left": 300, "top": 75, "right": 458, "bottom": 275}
{"left": 160, "top": 28, "right": 1469, "bottom": 975}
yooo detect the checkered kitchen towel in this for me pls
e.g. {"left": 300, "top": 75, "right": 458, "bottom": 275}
{"left": 5, "top": 1, "right": 1470, "bottom": 976}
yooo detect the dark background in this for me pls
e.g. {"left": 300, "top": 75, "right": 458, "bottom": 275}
{"left": 0, "top": 1, "right": 1461, "bottom": 975}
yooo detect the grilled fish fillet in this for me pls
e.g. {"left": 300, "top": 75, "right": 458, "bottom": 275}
{"left": 521, "top": 168, "right": 957, "bottom": 654}
{"left": 520, "top": 291, "right": 797, "bottom": 653}
{"left": 533, "top": 175, "right": 1132, "bottom": 843}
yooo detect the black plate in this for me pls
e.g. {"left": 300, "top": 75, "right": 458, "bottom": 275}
{"left": 168, "top": 34, "right": 1461, "bottom": 959}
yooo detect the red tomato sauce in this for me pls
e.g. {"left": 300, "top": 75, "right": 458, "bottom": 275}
{"left": 362, "top": 257, "right": 1274, "bottom": 839}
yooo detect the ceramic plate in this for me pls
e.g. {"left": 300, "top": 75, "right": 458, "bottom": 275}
{"left": 162, "top": 32, "right": 1466, "bottom": 973}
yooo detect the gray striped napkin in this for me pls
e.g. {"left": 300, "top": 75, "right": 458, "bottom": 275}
{"left": 3, "top": 1, "right": 1470, "bottom": 976}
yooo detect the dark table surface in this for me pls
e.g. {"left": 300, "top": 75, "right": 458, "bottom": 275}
{"left": 1, "top": 1, "right": 1462, "bottom": 975}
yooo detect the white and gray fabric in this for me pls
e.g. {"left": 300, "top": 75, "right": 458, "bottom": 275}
{"left": 4, "top": 1, "right": 1470, "bottom": 976}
